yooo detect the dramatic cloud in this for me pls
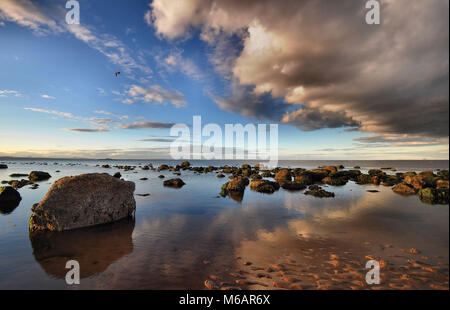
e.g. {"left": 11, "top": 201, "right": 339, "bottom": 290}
{"left": 123, "top": 84, "right": 186, "bottom": 107}
{"left": 148, "top": 0, "right": 449, "bottom": 140}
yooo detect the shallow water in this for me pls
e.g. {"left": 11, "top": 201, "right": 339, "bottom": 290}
{"left": 0, "top": 159, "right": 448, "bottom": 289}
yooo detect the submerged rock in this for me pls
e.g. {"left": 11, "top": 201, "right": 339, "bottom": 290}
{"left": 250, "top": 179, "right": 280, "bottom": 193}
{"left": 163, "top": 178, "right": 186, "bottom": 188}
{"left": 304, "top": 186, "right": 335, "bottom": 198}
{"left": 29, "top": 173, "right": 136, "bottom": 232}
{"left": 0, "top": 186, "right": 22, "bottom": 214}
{"left": 28, "top": 171, "right": 51, "bottom": 182}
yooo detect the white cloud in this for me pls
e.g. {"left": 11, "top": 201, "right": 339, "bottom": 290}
{"left": 41, "top": 94, "right": 55, "bottom": 99}
{"left": 0, "top": 0, "right": 151, "bottom": 75}
{"left": 24, "top": 107, "right": 75, "bottom": 119}
{"left": 0, "top": 89, "right": 22, "bottom": 97}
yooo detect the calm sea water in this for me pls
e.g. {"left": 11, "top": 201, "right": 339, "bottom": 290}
{"left": 0, "top": 159, "right": 448, "bottom": 289}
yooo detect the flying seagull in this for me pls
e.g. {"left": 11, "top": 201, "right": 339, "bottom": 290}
{"left": 115, "top": 71, "right": 120, "bottom": 77}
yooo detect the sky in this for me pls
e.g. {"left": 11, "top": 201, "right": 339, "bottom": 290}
{"left": 0, "top": 0, "right": 448, "bottom": 160}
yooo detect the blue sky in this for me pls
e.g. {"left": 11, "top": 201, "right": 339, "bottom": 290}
{"left": 0, "top": 0, "right": 448, "bottom": 159}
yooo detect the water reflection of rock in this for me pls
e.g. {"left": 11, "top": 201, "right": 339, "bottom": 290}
{"left": 30, "top": 218, "right": 135, "bottom": 279}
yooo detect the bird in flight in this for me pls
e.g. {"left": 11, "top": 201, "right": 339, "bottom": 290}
{"left": 115, "top": 71, "right": 120, "bottom": 77}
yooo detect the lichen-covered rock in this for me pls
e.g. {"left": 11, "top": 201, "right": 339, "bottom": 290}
{"left": 418, "top": 187, "right": 449, "bottom": 204}
{"left": 29, "top": 173, "right": 136, "bottom": 232}
{"left": 275, "top": 169, "right": 292, "bottom": 181}
{"left": 404, "top": 172, "right": 435, "bottom": 191}
{"left": 28, "top": 171, "right": 51, "bottom": 181}
{"left": 392, "top": 183, "right": 416, "bottom": 196}
{"left": 249, "top": 179, "right": 280, "bottom": 193}
{"left": 163, "top": 178, "right": 185, "bottom": 188}
{"left": 217, "top": 173, "right": 225, "bottom": 178}
{"left": 0, "top": 186, "right": 22, "bottom": 214}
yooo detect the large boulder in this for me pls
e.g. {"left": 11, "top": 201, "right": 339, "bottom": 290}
{"left": 29, "top": 171, "right": 51, "bottom": 181}
{"left": 0, "top": 186, "right": 22, "bottom": 214}
{"left": 29, "top": 173, "right": 136, "bottom": 232}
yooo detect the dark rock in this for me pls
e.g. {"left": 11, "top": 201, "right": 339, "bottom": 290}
{"left": 281, "top": 181, "right": 306, "bottom": 191}
{"left": 0, "top": 186, "right": 22, "bottom": 214}
{"left": 101, "top": 164, "right": 111, "bottom": 168}
{"left": 302, "top": 169, "right": 329, "bottom": 182}
{"left": 181, "top": 161, "right": 191, "bottom": 168}
{"left": 249, "top": 179, "right": 280, "bottom": 193}
{"left": 140, "top": 177, "right": 148, "bottom": 181}
{"left": 158, "top": 175, "right": 165, "bottom": 178}
{"left": 217, "top": 174, "right": 225, "bottom": 178}
{"left": 221, "top": 177, "right": 249, "bottom": 200}
{"left": 9, "top": 173, "right": 28, "bottom": 177}
{"left": 163, "top": 178, "right": 185, "bottom": 188}
{"left": 29, "top": 173, "right": 136, "bottom": 232}
{"left": 158, "top": 164, "right": 170, "bottom": 171}
{"left": 305, "top": 186, "right": 335, "bottom": 198}
{"left": 113, "top": 172, "right": 121, "bottom": 178}
{"left": 0, "top": 164, "right": 8, "bottom": 169}
{"left": 29, "top": 171, "right": 51, "bottom": 181}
